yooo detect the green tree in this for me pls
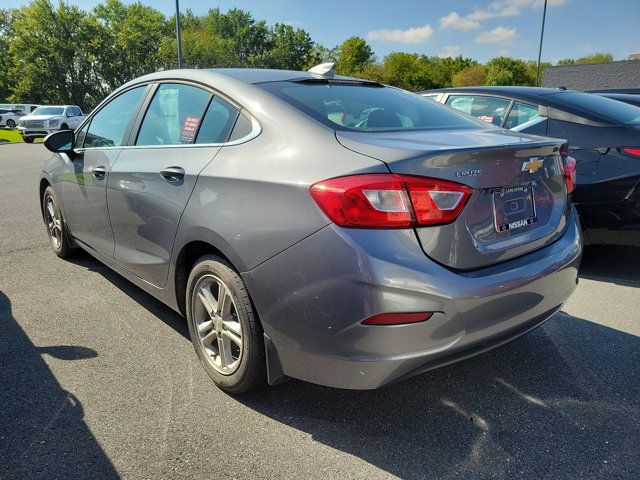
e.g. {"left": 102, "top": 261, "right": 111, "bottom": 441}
{"left": 378, "top": 52, "right": 433, "bottom": 91}
{"left": 485, "top": 57, "right": 535, "bottom": 86}
{"left": 266, "top": 23, "right": 314, "bottom": 70}
{"left": 557, "top": 53, "right": 614, "bottom": 65}
{"left": 335, "top": 36, "right": 374, "bottom": 76}
{"left": 452, "top": 65, "right": 487, "bottom": 87}
{"left": 0, "top": 9, "right": 16, "bottom": 101}
{"left": 201, "top": 8, "right": 270, "bottom": 67}
{"left": 8, "top": 0, "right": 103, "bottom": 109}
{"left": 91, "top": 0, "right": 168, "bottom": 90}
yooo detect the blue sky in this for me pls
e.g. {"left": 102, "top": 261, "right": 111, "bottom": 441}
{"left": 12, "top": 0, "right": 640, "bottom": 62}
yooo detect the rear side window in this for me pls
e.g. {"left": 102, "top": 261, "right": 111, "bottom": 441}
{"left": 445, "top": 95, "right": 511, "bottom": 126}
{"left": 195, "top": 97, "right": 237, "bottom": 144}
{"left": 259, "top": 81, "right": 481, "bottom": 132}
{"left": 84, "top": 86, "right": 146, "bottom": 148}
{"left": 504, "top": 102, "right": 540, "bottom": 129}
{"left": 228, "top": 113, "right": 253, "bottom": 142}
{"left": 136, "top": 83, "right": 211, "bottom": 146}
{"left": 549, "top": 91, "right": 640, "bottom": 126}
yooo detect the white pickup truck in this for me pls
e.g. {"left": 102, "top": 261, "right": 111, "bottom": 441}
{"left": 18, "top": 105, "right": 85, "bottom": 143}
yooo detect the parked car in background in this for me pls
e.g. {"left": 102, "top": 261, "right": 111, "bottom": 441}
{"left": 420, "top": 87, "right": 640, "bottom": 246}
{"left": 0, "top": 103, "right": 40, "bottom": 114}
{"left": 18, "top": 105, "right": 85, "bottom": 143}
{"left": 0, "top": 108, "right": 23, "bottom": 128}
{"left": 40, "top": 68, "right": 581, "bottom": 394}
{"left": 596, "top": 92, "right": 640, "bottom": 108}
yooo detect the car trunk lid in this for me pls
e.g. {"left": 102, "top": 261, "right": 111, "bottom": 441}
{"left": 336, "top": 128, "right": 570, "bottom": 270}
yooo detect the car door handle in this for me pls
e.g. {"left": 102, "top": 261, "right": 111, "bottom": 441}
{"left": 91, "top": 166, "right": 106, "bottom": 179}
{"left": 160, "top": 166, "right": 185, "bottom": 183}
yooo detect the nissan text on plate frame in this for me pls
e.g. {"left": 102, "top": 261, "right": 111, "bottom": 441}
{"left": 39, "top": 66, "right": 582, "bottom": 393}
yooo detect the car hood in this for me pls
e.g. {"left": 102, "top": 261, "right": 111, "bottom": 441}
{"left": 20, "top": 115, "right": 61, "bottom": 121}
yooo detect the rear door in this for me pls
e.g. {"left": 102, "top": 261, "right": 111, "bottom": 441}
{"left": 107, "top": 82, "right": 240, "bottom": 287}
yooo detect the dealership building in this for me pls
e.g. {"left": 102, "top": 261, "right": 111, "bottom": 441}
{"left": 542, "top": 58, "right": 640, "bottom": 92}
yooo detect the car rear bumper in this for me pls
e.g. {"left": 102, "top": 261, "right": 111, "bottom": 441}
{"left": 243, "top": 207, "right": 582, "bottom": 390}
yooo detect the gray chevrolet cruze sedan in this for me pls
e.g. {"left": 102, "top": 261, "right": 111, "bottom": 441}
{"left": 39, "top": 67, "right": 582, "bottom": 393}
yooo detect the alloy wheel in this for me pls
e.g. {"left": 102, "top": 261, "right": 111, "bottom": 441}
{"left": 192, "top": 274, "right": 243, "bottom": 375}
{"left": 44, "top": 194, "right": 63, "bottom": 250}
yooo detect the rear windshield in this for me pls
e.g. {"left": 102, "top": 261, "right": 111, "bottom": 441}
{"left": 32, "top": 107, "right": 64, "bottom": 116}
{"left": 549, "top": 91, "right": 640, "bottom": 126}
{"left": 258, "top": 81, "right": 483, "bottom": 132}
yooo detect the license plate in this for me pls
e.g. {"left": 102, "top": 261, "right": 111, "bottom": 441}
{"left": 492, "top": 185, "right": 536, "bottom": 232}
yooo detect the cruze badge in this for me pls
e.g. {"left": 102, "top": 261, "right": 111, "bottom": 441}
{"left": 455, "top": 169, "right": 483, "bottom": 178}
{"left": 522, "top": 158, "right": 543, "bottom": 173}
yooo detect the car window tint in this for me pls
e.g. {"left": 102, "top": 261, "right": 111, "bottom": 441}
{"left": 549, "top": 91, "right": 640, "bottom": 126}
{"left": 228, "top": 113, "right": 252, "bottom": 142}
{"left": 504, "top": 102, "right": 540, "bottom": 129}
{"left": 259, "top": 82, "right": 481, "bottom": 132}
{"left": 195, "top": 97, "right": 237, "bottom": 144}
{"left": 85, "top": 86, "right": 146, "bottom": 148}
{"left": 445, "top": 95, "right": 511, "bottom": 126}
{"left": 137, "top": 83, "right": 211, "bottom": 146}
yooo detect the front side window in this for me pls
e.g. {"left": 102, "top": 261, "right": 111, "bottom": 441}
{"left": 259, "top": 81, "right": 481, "bottom": 132}
{"left": 75, "top": 121, "right": 89, "bottom": 148}
{"left": 84, "top": 86, "right": 147, "bottom": 148}
{"left": 445, "top": 95, "right": 512, "bottom": 126}
{"left": 136, "top": 83, "right": 211, "bottom": 146}
{"left": 504, "top": 102, "right": 540, "bottom": 129}
{"left": 195, "top": 97, "right": 238, "bottom": 144}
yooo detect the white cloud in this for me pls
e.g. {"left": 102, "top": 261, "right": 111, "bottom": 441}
{"left": 447, "top": 0, "right": 565, "bottom": 25}
{"left": 475, "top": 26, "right": 517, "bottom": 44}
{"left": 439, "top": 12, "right": 480, "bottom": 31}
{"left": 367, "top": 23, "right": 434, "bottom": 44}
{"left": 438, "top": 45, "right": 461, "bottom": 58}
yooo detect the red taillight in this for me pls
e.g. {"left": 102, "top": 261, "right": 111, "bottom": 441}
{"left": 361, "top": 312, "right": 434, "bottom": 325}
{"left": 622, "top": 147, "right": 640, "bottom": 157}
{"left": 310, "top": 174, "right": 472, "bottom": 228}
{"left": 563, "top": 156, "right": 577, "bottom": 194}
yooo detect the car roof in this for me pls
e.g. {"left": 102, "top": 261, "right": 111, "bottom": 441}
{"left": 126, "top": 68, "right": 363, "bottom": 88}
{"left": 420, "top": 86, "right": 569, "bottom": 102}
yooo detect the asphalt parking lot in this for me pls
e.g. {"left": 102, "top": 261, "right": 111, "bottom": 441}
{"left": 1, "top": 142, "right": 639, "bottom": 480}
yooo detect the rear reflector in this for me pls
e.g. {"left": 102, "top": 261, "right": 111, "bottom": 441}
{"left": 563, "top": 156, "right": 577, "bottom": 194}
{"left": 310, "top": 174, "right": 472, "bottom": 228}
{"left": 361, "top": 312, "right": 434, "bottom": 325}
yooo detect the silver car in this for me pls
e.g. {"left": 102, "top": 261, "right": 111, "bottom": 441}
{"left": 39, "top": 68, "right": 582, "bottom": 393}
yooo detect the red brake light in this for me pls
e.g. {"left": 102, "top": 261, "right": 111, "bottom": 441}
{"left": 361, "top": 312, "right": 433, "bottom": 325}
{"left": 622, "top": 147, "right": 640, "bottom": 157}
{"left": 563, "top": 156, "right": 577, "bottom": 194}
{"left": 310, "top": 174, "right": 472, "bottom": 228}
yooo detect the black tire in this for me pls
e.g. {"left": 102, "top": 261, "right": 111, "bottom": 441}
{"left": 42, "top": 186, "right": 74, "bottom": 259}
{"left": 186, "top": 255, "right": 266, "bottom": 394}
{"left": 60, "top": 124, "right": 69, "bottom": 130}
{"left": 6, "top": 119, "right": 15, "bottom": 128}
{"left": 23, "top": 137, "right": 34, "bottom": 144}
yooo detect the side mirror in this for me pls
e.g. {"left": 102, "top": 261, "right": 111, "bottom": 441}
{"left": 44, "top": 130, "right": 74, "bottom": 153}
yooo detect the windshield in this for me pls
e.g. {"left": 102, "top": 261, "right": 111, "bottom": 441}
{"left": 32, "top": 107, "right": 64, "bottom": 116}
{"left": 549, "top": 91, "right": 640, "bottom": 126}
{"left": 259, "top": 81, "right": 484, "bottom": 132}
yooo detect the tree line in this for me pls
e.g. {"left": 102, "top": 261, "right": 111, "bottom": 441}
{"left": 0, "top": 0, "right": 614, "bottom": 112}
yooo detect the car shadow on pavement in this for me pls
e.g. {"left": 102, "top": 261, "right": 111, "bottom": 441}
{"left": 0, "top": 291, "right": 119, "bottom": 480}
{"left": 67, "top": 250, "right": 189, "bottom": 341}
{"left": 579, "top": 245, "right": 640, "bottom": 287}
{"left": 240, "top": 313, "right": 639, "bottom": 479}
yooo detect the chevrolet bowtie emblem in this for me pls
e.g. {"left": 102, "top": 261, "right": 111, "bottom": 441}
{"left": 522, "top": 158, "right": 543, "bottom": 173}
